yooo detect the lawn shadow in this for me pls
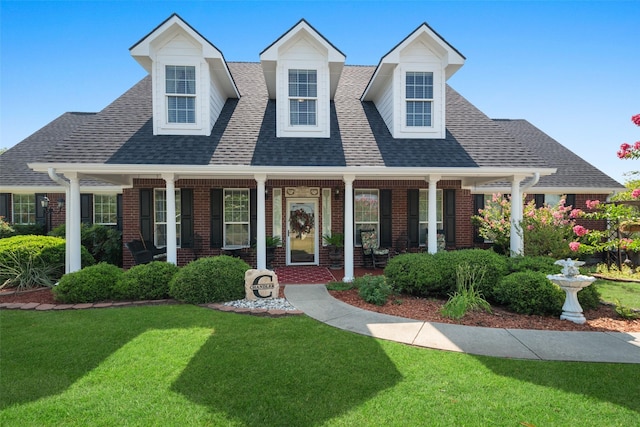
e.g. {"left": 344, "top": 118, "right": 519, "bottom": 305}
{"left": 171, "top": 314, "right": 402, "bottom": 426}
{"left": 0, "top": 306, "right": 217, "bottom": 409}
{"left": 476, "top": 353, "right": 640, "bottom": 414}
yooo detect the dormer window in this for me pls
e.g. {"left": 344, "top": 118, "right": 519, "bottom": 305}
{"left": 166, "top": 65, "right": 196, "bottom": 123}
{"left": 406, "top": 71, "right": 433, "bottom": 127}
{"left": 289, "top": 69, "right": 317, "bottom": 126}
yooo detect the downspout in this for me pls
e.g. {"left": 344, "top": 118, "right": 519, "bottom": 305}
{"left": 48, "top": 168, "right": 71, "bottom": 274}
{"left": 521, "top": 172, "right": 540, "bottom": 192}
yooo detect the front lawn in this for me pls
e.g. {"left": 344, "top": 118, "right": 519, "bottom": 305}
{"left": 1, "top": 306, "right": 639, "bottom": 426}
{"left": 596, "top": 278, "right": 640, "bottom": 309}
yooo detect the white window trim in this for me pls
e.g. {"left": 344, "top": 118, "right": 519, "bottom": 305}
{"left": 321, "top": 188, "right": 332, "bottom": 246}
{"left": 288, "top": 69, "right": 318, "bottom": 128}
{"left": 396, "top": 64, "right": 444, "bottom": 138}
{"left": 154, "top": 58, "right": 205, "bottom": 135}
{"left": 354, "top": 189, "right": 380, "bottom": 246}
{"left": 154, "top": 189, "right": 181, "bottom": 248}
{"left": 12, "top": 193, "right": 36, "bottom": 225}
{"left": 419, "top": 189, "right": 443, "bottom": 246}
{"left": 223, "top": 188, "right": 251, "bottom": 248}
{"left": 93, "top": 194, "right": 118, "bottom": 226}
{"left": 272, "top": 188, "right": 283, "bottom": 245}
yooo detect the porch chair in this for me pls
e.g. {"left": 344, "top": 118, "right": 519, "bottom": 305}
{"left": 125, "top": 239, "right": 167, "bottom": 265}
{"left": 360, "top": 228, "right": 390, "bottom": 269}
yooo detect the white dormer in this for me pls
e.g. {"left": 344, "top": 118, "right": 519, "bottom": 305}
{"left": 130, "top": 14, "right": 239, "bottom": 136}
{"left": 361, "top": 23, "right": 465, "bottom": 139}
{"left": 260, "top": 19, "right": 345, "bottom": 138}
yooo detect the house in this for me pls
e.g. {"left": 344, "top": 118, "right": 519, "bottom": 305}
{"left": 0, "top": 14, "right": 623, "bottom": 281}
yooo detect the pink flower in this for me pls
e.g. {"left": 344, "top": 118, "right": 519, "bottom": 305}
{"left": 635, "top": 141, "right": 640, "bottom": 150}
{"left": 632, "top": 114, "right": 640, "bottom": 126}
{"left": 632, "top": 189, "right": 640, "bottom": 199}
{"left": 573, "top": 225, "right": 589, "bottom": 237}
{"left": 569, "top": 242, "right": 581, "bottom": 252}
{"left": 585, "top": 200, "right": 600, "bottom": 210}
{"left": 569, "top": 209, "right": 583, "bottom": 218}
{"left": 620, "top": 238, "right": 633, "bottom": 250}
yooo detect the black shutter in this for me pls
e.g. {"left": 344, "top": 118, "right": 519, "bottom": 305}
{"left": 473, "top": 194, "right": 486, "bottom": 244}
{"left": 534, "top": 194, "right": 544, "bottom": 208}
{"left": 35, "top": 193, "right": 46, "bottom": 227}
{"left": 443, "top": 189, "right": 456, "bottom": 248}
{"left": 407, "top": 189, "right": 420, "bottom": 248}
{"left": 116, "top": 194, "right": 123, "bottom": 231}
{"left": 565, "top": 194, "right": 576, "bottom": 209}
{"left": 210, "top": 189, "right": 223, "bottom": 248}
{"left": 250, "top": 189, "right": 257, "bottom": 246}
{"left": 81, "top": 194, "right": 93, "bottom": 225}
{"left": 380, "top": 189, "right": 392, "bottom": 247}
{"left": 0, "top": 193, "right": 10, "bottom": 221}
{"left": 139, "top": 189, "right": 153, "bottom": 242}
{"left": 181, "top": 189, "right": 194, "bottom": 248}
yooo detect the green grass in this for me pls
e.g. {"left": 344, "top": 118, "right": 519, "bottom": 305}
{"left": 596, "top": 278, "right": 640, "bottom": 309}
{"left": 2, "top": 306, "right": 639, "bottom": 426}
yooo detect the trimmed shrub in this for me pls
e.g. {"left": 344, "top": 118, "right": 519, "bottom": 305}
{"left": 53, "top": 262, "right": 123, "bottom": 303}
{"left": 384, "top": 249, "right": 508, "bottom": 299}
{"left": 51, "top": 223, "right": 122, "bottom": 266}
{"left": 0, "top": 235, "right": 94, "bottom": 284}
{"left": 577, "top": 284, "right": 601, "bottom": 310}
{"left": 356, "top": 275, "right": 392, "bottom": 306}
{"left": 113, "top": 261, "right": 180, "bottom": 301}
{"left": 384, "top": 253, "right": 448, "bottom": 297}
{"left": 508, "top": 256, "right": 562, "bottom": 275}
{"left": 169, "top": 255, "right": 250, "bottom": 304}
{"left": 493, "top": 271, "right": 565, "bottom": 316}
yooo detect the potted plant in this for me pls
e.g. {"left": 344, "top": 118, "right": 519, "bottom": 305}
{"left": 265, "top": 235, "right": 281, "bottom": 269}
{"left": 323, "top": 232, "right": 344, "bottom": 269}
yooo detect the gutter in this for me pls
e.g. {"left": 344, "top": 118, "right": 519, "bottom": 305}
{"left": 521, "top": 172, "right": 540, "bottom": 192}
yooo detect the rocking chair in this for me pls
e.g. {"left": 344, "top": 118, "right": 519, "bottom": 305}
{"left": 360, "top": 228, "right": 390, "bottom": 269}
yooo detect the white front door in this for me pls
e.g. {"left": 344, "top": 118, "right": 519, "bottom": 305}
{"left": 286, "top": 199, "right": 318, "bottom": 265}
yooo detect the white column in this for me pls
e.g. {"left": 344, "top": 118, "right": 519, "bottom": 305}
{"left": 510, "top": 176, "right": 525, "bottom": 257}
{"left": 255, "top": 174, "right": 267, "bottom": 269}
{"left": 427, "top": 175, "right": 441, "bottom": 254}
{"left": 163, "top": 174, "right": 177, "bottom": 265}
{"left": 64, "top": 188, "right": 71, "bottom": 274}
{"left": 68, "top": 173, "right": 82, "bottom": 272}
{"left": 343, "top": 174, "right": 355, "bottom": 282}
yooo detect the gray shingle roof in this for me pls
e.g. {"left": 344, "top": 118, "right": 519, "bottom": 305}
{"left": 0, "top": 112, "right": 107, "bottom": 187}
{"left": 493, "top": 119, "right": 623, "bottom": 189}
{"left": 40, "top": 63, "right": 550, "bottom": 170}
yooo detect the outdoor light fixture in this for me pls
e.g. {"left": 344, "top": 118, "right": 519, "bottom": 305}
{"left": 57, "top": 198, "right": 65, "bottom": 211}
{"left": 334, "top": 188, "right": 341, "bottom": 200}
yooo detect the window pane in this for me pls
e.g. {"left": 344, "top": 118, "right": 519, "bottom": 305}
{"left": 224, "top": 189, "right": 250, "bottom": 247}
{"left": 12, "top": 194, "right": 36, "bottom": 224}
{"left": 154, "top": 189, "right": 181, "bottom": 247}
{"left": 354, "top": 190, "right": 379, "bottom": 245}
{"left": 289, "top": 99, "right": 316, "bottom": 126}
{"left": 288, "top": 69, "right": 317, "bottom": 98}
{"left": 406, "top": 101, "right": 432, "bottom": 127}
{"left": 168, "top": 96, "right": 195, "bottom": 123}
{"left": 419, "top": 189, "right": 443, "bottom": 245}
{"left": 94, "top": 194, "right": 118, "bottom": 225}
{"left": 406, "top": 71, "right": 433, "bottom": 100}
{"left": 166, "top": 65, "right": 195, "bottom": 94}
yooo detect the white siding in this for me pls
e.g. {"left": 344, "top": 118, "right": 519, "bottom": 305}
{"left": 159, "top": 33, "right": 201, "bottom": 57}
{"left": 209, "top": 71, "right": 226, "bottom": 127}
{"left": 372, "top": 74, "right": 394, "bottom": 135}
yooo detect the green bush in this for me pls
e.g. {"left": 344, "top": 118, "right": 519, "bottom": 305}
{"left": 385, "top": 249, "right": 508, "bottom": 299}
{"left": 577, "top": 284, "right": 601, "bottom": 310}
{"left": 0, "top": 235, "right": 94, "bottom": 284}
{"left": 356, "top": 275, "right": 392, "bottom": 306}
{"left": 50, "top": 223, "right": 122, "bottom": 266}
{"left": 53, "top": 263, "right": 123, "bottom": 303}
{"left": 0, "top": 251, "right": 58, "bottom": 291}
{"left": 113, "top": 261, "right": 180, "bottom": 301}
{"left": 493, "top": 271, "right": 565, "bottom": 316}
{"left": 508, "top": 256, "right": 562, "bottom": 275}
{"left": 169, "top": 256, "right": 250, "bottom": 304}
{"left": 441, "top": 263, "right": 492, "bottom": 320}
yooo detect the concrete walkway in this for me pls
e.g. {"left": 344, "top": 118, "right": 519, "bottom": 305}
{"left": 284, "top": 284, "right": 640, "bottom": 363}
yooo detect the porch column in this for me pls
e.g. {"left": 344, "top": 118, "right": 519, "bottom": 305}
{"left": 427, "top": 175, "right": 441, "bottom": 254}
{"left": 68, "top": 173, "right": 82, "bottom": 272}
{"left": 343, "top": 174, "right": 355, "bottom": 282}
{"left": 510, "top": 176, "right": 525, "bottom": 257}
{"left": 162, "top": 174, "right": 177, "bottom": 265}
{"left": 64, "top": 188, "right": 71, "bottom": 273}
{"left": 255, "top": 174, "right": 267, "bottom": 269}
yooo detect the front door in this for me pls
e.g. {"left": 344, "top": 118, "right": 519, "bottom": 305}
{"left": 287, "top": 199, "right": 318, "bottom": 265}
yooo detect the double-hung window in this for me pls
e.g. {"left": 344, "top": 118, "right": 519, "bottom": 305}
{"left": 224, "top": 189, "right": 250, "bottom": 247}
{"left": 354, "top": 190, "right": 379, "bottom": 245}
{"left": 406, "top": 71, "right": 433, "bottom": 127}
{"left": 154, "top": 189, "right": 181, "bottom": 248}
{"left": 166, "top": 65, "right": 196, "bottom": 124}
{"left": 288, "top": 69, "right": 317, "bottom": 126}
{"left": 419, "top": 189, "right": 443, "bottom": 245}
{"left": 12, "top": 194, "right": 35, "bottom": 224}
{"left": 94, "top": 194, "right": 117, "bottom": 226}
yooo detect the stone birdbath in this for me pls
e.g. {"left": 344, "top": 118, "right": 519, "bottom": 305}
{"left": 547, "top": 258, "right": 596, "bottom": 324}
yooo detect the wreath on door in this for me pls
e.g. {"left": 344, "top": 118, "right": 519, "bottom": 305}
{"left": 290, "top": 208, "right": 314, "bottom": 238}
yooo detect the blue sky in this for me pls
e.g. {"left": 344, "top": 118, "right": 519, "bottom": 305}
{"left": 1, "top": 0, "right": 638, "bottom": 184}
